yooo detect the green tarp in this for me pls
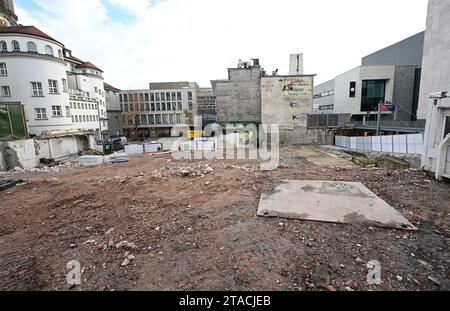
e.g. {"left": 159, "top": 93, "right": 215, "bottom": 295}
{"left": 0, "top": 103, "right": 27, "bottom": 140}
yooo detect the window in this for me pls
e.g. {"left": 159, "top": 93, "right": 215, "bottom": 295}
{"left": 172, "top": 92, "right": 176, "bottom": 101}
{"left": 150, "top": 93, "right": 155, "bottom": 102}
{"left": 177, "top": 92, "right": 182, "bottom": 100}
{"left": 149, "top": 115, "right": 155, "bottom": 125}
{"left": 176, "top": 114, "right": 182, "bottom": 124}
{"left": 75, "top": 115, "right": 79, "bottom": 122}
{"left": 52, "top": 106, "right": 62, "bottom": 117}
{"left": 65, "top": 106, "right": 71, "bottom": 117}
{"left": 27, "top": 41, "right": 37, "bottom": 53}
{"left": 151, "top": 103, "right": 155, "bottom": 111}
{"left": 162, "top": 114, "right": 168, "bottom": 124}
{"left": 141, "top": 115, "right": 148, "bottom": 125}
{"left": 31, "top": 82, "right": 43, "bottom": 96}
{"left": 161, "top": 93, "right": 165, "bottom": 101}
{"left": 169, "top": 114, "right": 174, "bottom": 124}
{"left": 62, "top": 79, "right": 67, "bottom": 92}
{"left": 77, "top": 103, "right": 81, "bottom": 109}
{"left": 12, "top": 41, "right": 20, "bottom": 52}
{"left": 145, "top": 93, "right": 149, "bottom": 102}
{"left": 172, "top": 103, "right": 176, "bottom": 111}
{"left": 35, "top": 108, "right": 47, "bottom": 120}
{"left": 162, "top": 102, "right": 166, "bottom": 111}
{"left": 444, "top": 116, "right": 450, "bottom": 139}
{"left": 166, "top": 92, "right": 170, "bottom": 101}
{"left": 0, "top": 41, "right": 7, "bottom": 52}
{"left": 155, "top": 93, "right": 160, "bottom": 101}
{"left": 48, "top": 80, "right": 58, "bottom": 94}
{"left": 188, "top": 102, "right": 193, "bottom": 110}
{"left": 361, "top": 80, "right": 386, "bottom": 112}
{"left": 177, "top": 102, "right": 182, "bottom": 111}
{"left": 119, "top": 94, "right": 123, "bottom": 102}
{"left": 155, "top": 114, "right": 161, "bottom": 124}
{"left": 58, "top": 50, "right": 62, "bottom": 59}
{"left": 1, "top": 86, "right": 10, "bottom": 96}
{"left": 0, "top": 63, "right": 7, "bottom": 75}
{"left": 45, "top": 45, "right": 54, "bottom": 56}
{"left": 188, "top": 91, "right": 193, "bottom": 100}
{"left": 156, "top": 103, "right": 160, "bottom": 111}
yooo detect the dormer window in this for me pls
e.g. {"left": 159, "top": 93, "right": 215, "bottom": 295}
{"left": 27, "top": 41, "right": 37, "bottom": 53}
{"left": 58, "top": 50, "right": 62, "bottom": 59}
{"left": 0, "top": 41, "right": 7, "bottom": 52}
{"left": 45, "top": 45, "right": 54, "bottom": 56}
{"left": 12, "top": 41, "right": 20, "bottom": 52}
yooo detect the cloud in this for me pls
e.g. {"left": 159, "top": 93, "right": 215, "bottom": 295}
{"left": 15, "top": 0, "right": 428, "bottom": 89}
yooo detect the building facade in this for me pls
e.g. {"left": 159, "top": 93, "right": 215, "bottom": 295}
{"left": 120, "top": 82, "right": 197, "bottom": 138}
{"left": 104, "top": 82, "right": 123, "bottom": 137}
{"left": 0, "top": 0, "right": 108, "bottom": 139}
{"left": 212, "top": 59, "right": 263, "bottom": 125}
{"left": 421, "top": 0, "right": 450, "bottom": 180}
{"left": 196, "top": 87, "right": 217, "bottom": 126}
{"left": 314, "top": 32, "right": 425, "bottom": 125}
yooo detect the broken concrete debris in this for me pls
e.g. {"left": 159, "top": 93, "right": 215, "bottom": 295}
{"left": 258, "top": 180, "right": 417, "bottom": 230}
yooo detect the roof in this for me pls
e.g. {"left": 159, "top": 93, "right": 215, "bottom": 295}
{"left": 0, "top": 25, "right": 63, "bottom": 46}
{"left": 104, "top": 82, "right": 121, "bottom": 92}
{"left": 75, "top": 61, "right": 103, "bottom": 73}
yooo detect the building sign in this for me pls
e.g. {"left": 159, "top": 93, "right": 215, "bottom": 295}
{"left": 280, "top": 78, "right": 312, "bottom": 97}
{"left": 380, "top": 103, "right": 396, "bottom": 113}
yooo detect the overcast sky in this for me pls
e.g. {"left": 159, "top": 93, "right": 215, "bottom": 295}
{"left": 15, "top": 0, "right": 429, "bottom": 89}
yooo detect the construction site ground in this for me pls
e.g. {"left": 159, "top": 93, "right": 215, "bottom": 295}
{"left": 0, "top": 145, "right": 449, "bottom": 291}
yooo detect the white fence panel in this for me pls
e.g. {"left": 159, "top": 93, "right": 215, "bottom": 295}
{"left": 335, "top": 134, "right": 423, "bottom": 155}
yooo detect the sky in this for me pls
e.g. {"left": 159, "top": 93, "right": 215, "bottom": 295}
{"left": 15, "top": 0, "right": 429, "bottom": 89}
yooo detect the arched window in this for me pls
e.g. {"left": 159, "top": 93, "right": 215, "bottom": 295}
{"left": 44, "top": 45, "right": 53, "bottom": 56}
{"left": 58, "top": 50, "right": 62, "bottom": 59}
{"left": 12, "top": 40, "right": 20, "bottom": 52}
{"left": 27, "top": 41, "right": 37, "bottom": 53}
{"left": 0, "top": 41, "right": 7, "bottom": 52}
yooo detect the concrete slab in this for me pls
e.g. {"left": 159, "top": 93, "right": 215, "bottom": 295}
{"left": 258, "top": 180, "right": 417, "bottom": 230}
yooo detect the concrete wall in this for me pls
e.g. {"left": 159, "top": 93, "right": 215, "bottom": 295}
{"left": 418, "top": 0, "right": 450, "bottom": 120}
{"left": 212, "top": 66, "right": 262, "bottom": 123}
{"left": 333, "top": 67, "right": 361, "bottom": 114}
{"left": 393, "top": 66, "right": 417, "bottom": 121}
{"left": 261, "top": 75, "right": 314, "bottom": 129}
{"left": 280, "top": 128, "right": 334, "bottom": 145}
{"left": 36, "top": 136, "right": 88, "bottom": 160}
{"left": 106, "top": 111, "right": 123, "bottom": 136}
{"left": 362, "top": 32, "right": 425, "bottom": 67}
{"left": 2, "top": 139, "right": 39, "bottom": 170}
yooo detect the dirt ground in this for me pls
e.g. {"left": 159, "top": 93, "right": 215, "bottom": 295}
{"left": 0, "top": 145, "right": 449, "bottom": 291}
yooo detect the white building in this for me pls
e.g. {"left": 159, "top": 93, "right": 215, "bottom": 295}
{"left": 0, "top": 0, "right": 107, "bottom": 139}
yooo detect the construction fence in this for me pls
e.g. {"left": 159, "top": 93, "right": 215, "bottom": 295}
{"left": 0, "top": 103, "right": 28, "bottom": 141}
{"left": 335, "top": 134, "right": 424, "bottom": 155}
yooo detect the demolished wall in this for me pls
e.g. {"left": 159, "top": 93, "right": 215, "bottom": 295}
{"left": 2, "top": 139, "right": 40, "bottom": 170}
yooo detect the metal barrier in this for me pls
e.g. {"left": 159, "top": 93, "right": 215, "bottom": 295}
{"left": 335, "top": 134, "right": 424, "bottom": 155}
{"left": 308, "top": 114, "right": 351, "bottom": 128}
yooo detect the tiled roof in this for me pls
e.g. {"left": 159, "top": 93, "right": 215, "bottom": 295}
{"left": 0, "top": 25, "right": 63, "bottom": 46}
{"left": 75, "top": 61, "right": 103, "bottom": 73}
{"left": 104, "top": 82, "right": 121, "bottom": 92}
